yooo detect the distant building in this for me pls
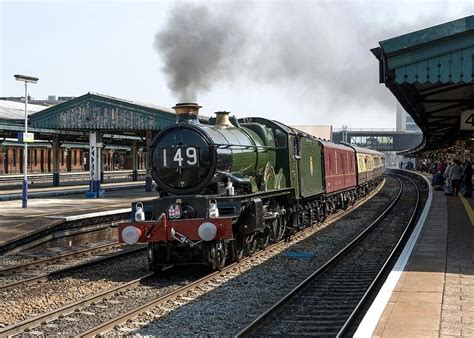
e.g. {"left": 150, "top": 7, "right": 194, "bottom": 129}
{"left": 290, "top": 125, "right": 333, "bottom": 141}
{"left": 0, "top": 95, "right": 75, "bottom": 107}
{"left": 396, "top": 103, "right": 421, "bottom": 133}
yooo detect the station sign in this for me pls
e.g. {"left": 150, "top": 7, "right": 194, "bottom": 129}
{"left": 460, "top": 110, "right": 474, "bottom": 131}
{"left": 18, "top": 132, "right": 35, "bottom": 143}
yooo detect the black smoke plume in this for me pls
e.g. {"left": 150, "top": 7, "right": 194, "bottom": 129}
{"left": 155, "top": 2, "right": 455, "bottom": 113}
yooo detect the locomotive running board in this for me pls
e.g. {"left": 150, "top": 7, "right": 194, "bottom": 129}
{"left": 238, "top": 188, "right": 293, "bottom": 202}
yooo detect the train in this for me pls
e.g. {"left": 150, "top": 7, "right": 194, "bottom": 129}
{"left": 118, "top": 103, "right": 385, "bottom": 271}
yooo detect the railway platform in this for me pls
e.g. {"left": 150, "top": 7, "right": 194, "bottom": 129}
{"left": 357, "top": 174, "right": 474, "bottom": 337}
{"left": 0, "top": 188, "right": 156, "bottom": 254}
{"left": 0, "top": 180, "right": 145, "bottom": 201}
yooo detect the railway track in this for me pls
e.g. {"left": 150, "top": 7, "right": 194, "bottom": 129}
{"left": 236, "top": 174, "right": 421, "bottom": 337}
{"left": 0, "top": 245, "right": 148, "bottom": 332}
{"left": 0, "top": 180, "right": 386, "bottom": 337}
{"left": 0, "top": 243, "right": 146, "bottom": 292}
{"left": 0, "top": 241, "right": 121, "bottom": 275}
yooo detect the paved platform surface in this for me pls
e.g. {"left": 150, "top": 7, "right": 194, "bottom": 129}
{"left": 0, "top": 188, "right": 156, "bottom": 249}
{"left": 373, "top": 187, "right": 474, "bottom": 337}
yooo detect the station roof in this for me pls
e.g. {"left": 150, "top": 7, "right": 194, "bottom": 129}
{"left": 372, "top": 15, "right": 474, "bottom": 154}
{"left": 29, "top": 92, "right": 176, "bottom": 133}
{"left": 1, "top": 93, "right": 179, "bottom": 146}
{"left": 0, "top": 100, "right": 46, "bottom": 122}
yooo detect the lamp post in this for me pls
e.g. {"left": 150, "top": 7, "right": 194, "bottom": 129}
{"left": 14, "top": 74, "right": 39, "bottom": 209}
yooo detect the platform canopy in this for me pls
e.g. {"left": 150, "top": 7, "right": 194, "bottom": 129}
{"left": 372, "top": 15, "right": 474, "bottom": 153}
{"left": 29, "top": 92, "right": 176, "bottom": 134}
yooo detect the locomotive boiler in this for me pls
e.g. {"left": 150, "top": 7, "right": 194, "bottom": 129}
{"left": 118, "top": 102, "right": 386, "bottom": 272}
{"left": 151, "top": 103, "right": 278, "bottom": 195}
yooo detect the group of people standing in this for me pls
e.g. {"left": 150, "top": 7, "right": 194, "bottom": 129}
{"left": 433, "top": 159, "right": 473, "bottom": 197}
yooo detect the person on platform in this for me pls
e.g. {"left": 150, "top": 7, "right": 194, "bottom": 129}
{"left": 444, "top": 161, "right": 452, "bottom": 182}
{"left": 449, "top": 160, "right": 462, "bottom": 197}
{"left": 462, "top": 159, "right": 472, "bottom": 197}
{"left": 438, "top": 159, "right": 447, "bottom": 175}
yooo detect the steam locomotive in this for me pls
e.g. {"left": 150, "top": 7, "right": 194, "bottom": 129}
{"left": 118, "top": 103, "right": 385, "bottom": 271}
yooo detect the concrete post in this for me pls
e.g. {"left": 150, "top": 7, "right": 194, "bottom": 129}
{"left": 52, "top": 137, "right": 60, "bottom": 186}
{"left": 145, "top": 130, "right": 153, "bottom": 192}
{"left": 132, "top": 140, "right": 138, "bottom": 181}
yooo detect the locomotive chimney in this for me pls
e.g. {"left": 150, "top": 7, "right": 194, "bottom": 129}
{"left": 173, "top": 103, "right": 202, "bottom": 123}
{"left": 214, "top": 111, "right": 231, "bottom": 127}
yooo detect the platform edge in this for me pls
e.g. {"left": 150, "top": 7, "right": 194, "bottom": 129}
{"left": 353, "top": 171, "right": 433, "bottom": 338}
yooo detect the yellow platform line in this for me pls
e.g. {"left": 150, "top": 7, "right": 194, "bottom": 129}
{"left": 459, "top": 195, "right": 474, "bottom": 226}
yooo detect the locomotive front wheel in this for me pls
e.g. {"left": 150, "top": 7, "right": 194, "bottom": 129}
{"left": 244, "top": 235, "right": 257, "bottom": 257}
{"left": 148, "top": 243, "right": 165, "bottom": 274}
{"left": 210, "top": 240, "right": 227, "bottom": 271}
{"left": 231, "top": 237, "right": 245, "bottom": 262}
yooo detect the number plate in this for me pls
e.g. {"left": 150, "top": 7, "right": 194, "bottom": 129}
{"left": 460, "top": 110, "right": 474, "bottom": 131}
{"left": 160, "top": 146, "right": 199, "bottom": 168}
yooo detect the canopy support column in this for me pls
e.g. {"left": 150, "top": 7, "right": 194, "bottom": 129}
{"left": 52, "top": 137, "right": 60, "bottom": 186}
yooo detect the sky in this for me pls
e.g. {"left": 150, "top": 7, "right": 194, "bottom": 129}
{"left": 0, "top": 0, "right": 472, "bottom": 129}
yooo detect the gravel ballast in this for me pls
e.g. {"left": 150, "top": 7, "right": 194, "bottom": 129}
{"left": 110, "top": 178, "right": 401, "bottom": 336}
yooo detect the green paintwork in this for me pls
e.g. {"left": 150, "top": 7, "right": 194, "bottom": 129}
{"left": 376, "top": 15, "right": 474, "bottom": 84}
{"left": 379, "top": 16, "right": 474, "bottom": 54}
{"left": 373, "top": 15, "right": 474, "bottom": 152}
{"left": 206, "top": 123, "right": 276, "bottom": 187}
{"left": 299, "top": 137, "right": 324, "bottom": 198}
{"left": 288, "top": 135, "right": 300, "bottom": 198}
{"left": 29, "top": 93, "right": 176, "bottom": 131}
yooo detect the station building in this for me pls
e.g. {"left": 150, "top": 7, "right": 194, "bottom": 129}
{"left": 0, "top": 99, "right": 145, "bottom": 176}
{"left": 0, "top": 93, "right": 175, "bottom": 195}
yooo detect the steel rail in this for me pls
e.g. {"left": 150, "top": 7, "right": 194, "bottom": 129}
{"left": 0, "top": 246, "right": 146, "bottom": 293}
{"left": 236, "top": 175, "right": 406, "bottom": 337}
{"left": 0, "top": 179, "right": 384, "bottom": 337}
{"left": 0, "top": 271, "right": 156, "bottom": 337}
{"left": 336, "top": 173, "right": 420, "bottom": 337}
{"left": 0, "top": 241, "right": 122, "bottom": 276}
{"left": 79, "top": 180, "right": 386, "bottom": 338}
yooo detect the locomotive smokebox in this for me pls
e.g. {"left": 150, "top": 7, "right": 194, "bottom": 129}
{"left": 173, "top": 102, "right": 202, "bottom": 123}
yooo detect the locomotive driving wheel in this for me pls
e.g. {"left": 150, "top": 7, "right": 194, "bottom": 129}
{"left": 270, "top": 216, "right": 285, "bottom": 242}
{"left": 258, "top": 230, "right": 270, "bottom": 249}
